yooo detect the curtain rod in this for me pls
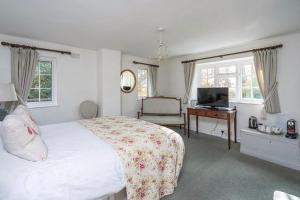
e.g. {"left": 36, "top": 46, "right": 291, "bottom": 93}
{"left": 133, "top": 61, "right": 159, "bottom": 68}
{"left": 1, "top": 41, "right": 72, "bottom": 55}
{"left": 181, "top": 44, "right": 283, "bottom": 64}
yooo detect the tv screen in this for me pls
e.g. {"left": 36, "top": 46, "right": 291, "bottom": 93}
{"left": 197, "top": 87, "right": 229, "bottom": 108}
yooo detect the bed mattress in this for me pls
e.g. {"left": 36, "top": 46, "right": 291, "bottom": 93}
{"left": 0, "top": 122, "right": 125, "bottom": 200}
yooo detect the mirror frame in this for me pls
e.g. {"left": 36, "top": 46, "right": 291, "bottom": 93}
{"left": 120, "top": 69, "right": 136, "bottom": 93}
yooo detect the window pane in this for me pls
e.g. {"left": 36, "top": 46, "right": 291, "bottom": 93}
{"left": 252, "top": 75, "right": 259, "bottom": 87}
{"left": 31, "top": 75, "right": 39, "bottom": 89}
{"left": 243, "top": 65, "right": 252, "bottom": 76}
{"left": 200, "top": 79, "right": 207, "bottom": 87}
{"left": 207, "top": 68, "right": 214, "bottom": 77}
{"left": 242, "top": 87, "right": 251, "bottom": 98}
{"left": 229, "top": 88, "right": 236, "bottom": 99}
{"left": 242, "top": 64, "right": 262, "bottom": 100}
{"left": 217, "top": 78, "right": 227, "bottom": 87}
{"left": 40, "top": 75, "right": 52, "bottom": 88}
{"left": 253, "top": 87, "right": 262, "bottom": 99}
{"left": 207, "top": 78, "right": 214, "bottom": 87}
{"left": 39, "top": 61, "right": 52, "bottom": 74}
{"left": 218, "top": 65, "right": 236, "bottom": 74}
{"left": 217, "top": 77, "right": 236, "bottom": 99}
{"left": 28, "top": 89, "right": 39, "bottom": 102}
{"left": 28, "top": 59, "right": 54, "bottom": 103}
{"left": 228, "top": 77, "right": 236, "bottom": 88}
{"left": 200, "top": 67, "right": 215, "bottom": 88}
{"left": 138, "top": 69, "right": 148, "bottom": 97}
{"left": 242, "top": 65, "right": 252, "bottom": 88}
{"left": 201, "top": 69, "right": 207, "bottom": 78}
{"left": 217, "top": 77, "right": 236, "bottom": 88}
{"left": 40, "top": 89, "right": 52, "bottom": 101}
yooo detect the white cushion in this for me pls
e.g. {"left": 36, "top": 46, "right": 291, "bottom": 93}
{"left": 140, "top": 115, "right": 185, "bottom": 125}
{"left": 143, "top": 98, "right": 180, "bottom": 114}
{"left": 13, "top": 105, "right": 40, "bottom": 134}
{"left": 1, "top": 114, "right": 47, "bottom": 161}
{"left": 273, "top": 191, "right": 300, "bottom": 200}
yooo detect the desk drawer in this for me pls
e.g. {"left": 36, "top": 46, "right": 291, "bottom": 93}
{"left": 188, "top": 109, "right": 206, "bottom": 116}
{"left": 188, "top": 108, "right": 198, "bottom": 115}
{"left": 206, "top": 111, "right": 227, "bottom": 119}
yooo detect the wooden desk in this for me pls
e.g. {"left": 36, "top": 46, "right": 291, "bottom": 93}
{"left": 187, "top": 107, "right": 237, "bottom": 149}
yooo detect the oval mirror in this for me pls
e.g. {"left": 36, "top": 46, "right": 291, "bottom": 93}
{"left": 120, "top": 69, "right": 136, "bottom": 93}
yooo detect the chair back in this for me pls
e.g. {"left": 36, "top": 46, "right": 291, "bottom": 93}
{"left": 141, "top": 96, "right": 182, "bottom": 115}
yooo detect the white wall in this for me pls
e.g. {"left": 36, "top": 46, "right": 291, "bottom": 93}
{"left": 158, "top": 32, "right": 300, "bottom": 140}
{"left": 97, "top": 49, "right": 121, "bottom": 116}
{"left": 0, "top": 34, "right": 98, "bottom": 125}
{"left": 0, "top": 34, "right": 154, "bottom": 124}
{"left": 121, "top": 55, "right": 158, "bottom": 117}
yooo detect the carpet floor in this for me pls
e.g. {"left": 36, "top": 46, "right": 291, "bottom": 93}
{"left": 162, "top": 129, "right": 300, "bottom": 200}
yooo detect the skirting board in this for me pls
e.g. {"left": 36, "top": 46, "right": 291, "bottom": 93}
{"left": 241, "top": 147, "right": 300, "bottom": 171}
{"left": 192, "top": 127, "right": 240, "bottom": 142}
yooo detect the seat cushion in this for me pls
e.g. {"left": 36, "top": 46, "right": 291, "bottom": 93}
{"left": 140, "top": 115, "right": 185, "bottom": 125}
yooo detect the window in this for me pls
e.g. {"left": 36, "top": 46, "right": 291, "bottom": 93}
{"left": 27, "top": 57, "right": 57, "bottom": 108}
{"left": 137, "top": 69, "right": 148, "bottom": 99}
{"left": 194, "top": 56, "right": 262, "bottom": 103}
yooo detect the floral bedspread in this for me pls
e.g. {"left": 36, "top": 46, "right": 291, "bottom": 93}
{"left": 79, "top": 116, "right": 185, "bottom": 200}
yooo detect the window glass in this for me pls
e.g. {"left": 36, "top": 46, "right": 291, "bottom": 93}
{"left": 197, "top": 57, "right": 262, "bottom": 103}
{"left": 137, "top": 69, "right": 148, "bottom": 98}
{"left": 241, "top": 64, "right": 262, "bottom": 100}
{"left": 28, "top": 60, "right": 53, "bottom": 103}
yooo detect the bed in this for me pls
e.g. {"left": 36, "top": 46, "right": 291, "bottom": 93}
{"left": 0, "top": 116, "right": 184, "bottom": 200}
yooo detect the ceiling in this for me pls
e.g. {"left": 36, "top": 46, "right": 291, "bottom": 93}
{"left": 0, "top": 0, "right": 300, "bottom": 57}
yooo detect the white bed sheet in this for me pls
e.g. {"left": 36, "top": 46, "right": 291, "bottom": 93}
{"left": 0, "top": 122, "right": 125, "bottom": 200}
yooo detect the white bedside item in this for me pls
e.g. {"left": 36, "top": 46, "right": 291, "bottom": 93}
{"left": 273, "top": 191, "right": 300, "bottom": 200}
{"left": 240, "top": 128, "right": 300, "bottom": 171}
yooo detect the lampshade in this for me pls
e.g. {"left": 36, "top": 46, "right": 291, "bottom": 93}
{"left": 0, "top": 83, "right": 18, "bottom": 102}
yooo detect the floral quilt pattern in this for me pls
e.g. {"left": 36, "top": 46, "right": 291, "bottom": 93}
{"left": 79, "top": 116, "right": 185, "bottom": 200}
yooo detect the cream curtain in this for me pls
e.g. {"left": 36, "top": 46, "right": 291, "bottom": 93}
{"left": 183, "top": 62, "right": 196, "bottom": 104}
{"left": 11, "top": 48, "right": 39, "bottom": 104}
{"left": 253, "top": 49, "right": 281, "bottom": 113}
{"left": 148, "top": 67, "right": 158, "bottom": 97}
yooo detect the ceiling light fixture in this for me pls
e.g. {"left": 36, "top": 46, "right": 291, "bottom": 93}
{"left": 150, "top": 27, "right": 168, "bottom": 63}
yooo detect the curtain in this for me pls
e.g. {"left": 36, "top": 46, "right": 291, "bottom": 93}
{"left": 253, "top": 49, "right": 281, "bottom": 113}
{"left": 183, "top": 62, "right": 196, "bottom": 104}
{"left": 148, "top": 67, "right": 158, "bottom": 97}
{"left": 11, "top": 48, "right": 39, "bottom": 105}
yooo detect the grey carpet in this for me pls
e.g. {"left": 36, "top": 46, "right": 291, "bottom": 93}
{"left": 162, "top": 129, "right": 300, "bottom": 200}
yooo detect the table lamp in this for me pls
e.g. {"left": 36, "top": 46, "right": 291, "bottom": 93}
{"left": 0, "top": 83, "right": 18, "bottom": 121}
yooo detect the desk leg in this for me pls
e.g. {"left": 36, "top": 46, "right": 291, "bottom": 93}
{"left": 187, "top": 113, "right": 190, "bottom": 138}
{"left": 234, "top": 113, "right": 237, "bottom": 143}
{"left": 196, "top": 115, "right": 199, "bottom": 134}
{"left": 227, "top": 114, "right": 231, "bottom": 150}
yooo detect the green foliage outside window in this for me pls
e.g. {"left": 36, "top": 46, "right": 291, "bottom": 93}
{"left": 28, "top": 60, "right": 53, "bottom": 102}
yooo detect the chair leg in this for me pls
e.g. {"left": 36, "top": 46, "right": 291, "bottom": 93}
{"left": 179, "top": 125, "right": 182, "bottom": 129}
{"left": 183, "top": 123, "right": 186, "bottom": 135}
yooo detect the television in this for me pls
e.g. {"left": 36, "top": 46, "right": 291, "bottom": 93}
{"left": 197, "top": 87, "right": 229, "bottom": 108}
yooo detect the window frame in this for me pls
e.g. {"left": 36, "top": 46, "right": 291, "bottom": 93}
{"left": 195, "top": 56, "right": 263, "bottom": 104}
{"left": 27, "top": 56, "right": 58, "bottom": 108}
{"left": 137, "top": 67, "right": 149, "bottom": 100}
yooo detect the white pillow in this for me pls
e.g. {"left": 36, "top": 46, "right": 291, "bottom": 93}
{"left": 13, "top": 105, "right": 40, "bottom": 135}
{"left": 1, "top": 114, "right": 48, "bottom": 161}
